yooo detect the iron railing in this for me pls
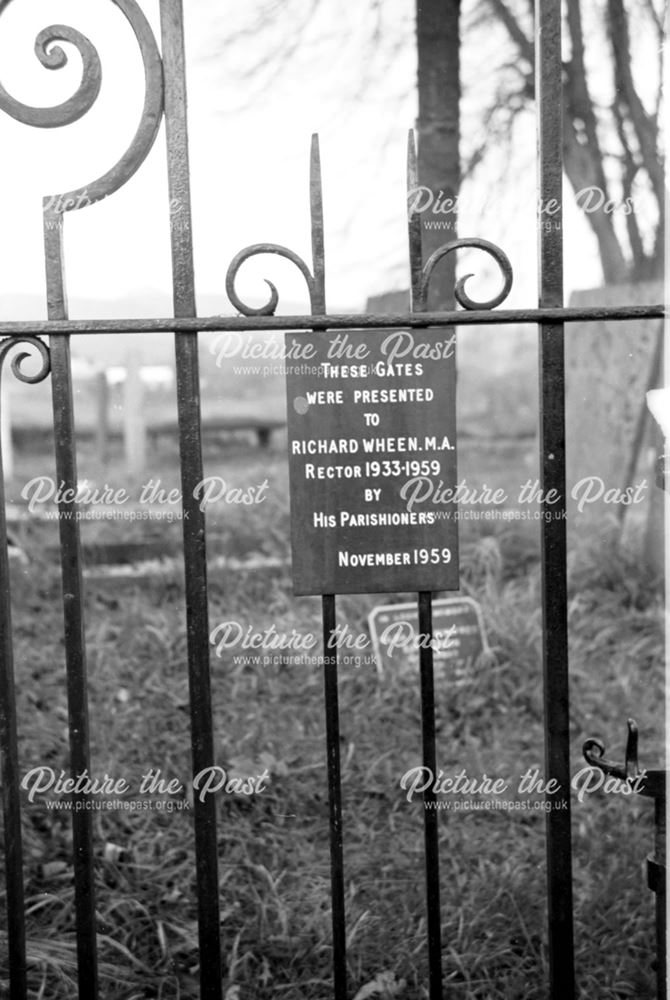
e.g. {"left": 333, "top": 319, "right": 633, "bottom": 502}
{"left": 0, "top": 2, "right": 665, "bottom": 999}
{"left": 583, "top": 721, "right": 666, "bottom": 1000}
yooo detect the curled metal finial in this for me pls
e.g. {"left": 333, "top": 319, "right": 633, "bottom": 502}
{"left": 583, "top": 718, "right": 639, "bottom": 781}
{"left": 225, "top": 135, "right": 325, "bottom": 317}
{"left": 225, "top": 245, "right": 319, "bottom": 316}
{"left": 583, "top": 719, "right": 665, "bottom": 800}
{"left": 0, "top": 336, "right": 51, "bottom": 384}
{"left": 406, "top": 130, "right": 513, "bottom": 312}
{"left": 417, "top": 238, "right": 514, "bottom": 312}
{"left": 0, "top": 20, "right": 102, "bottom": 128}
{"left": 47, "top": 0, "right": 164, "bottom": 213}
{"left": 0, "top": 1, "right": 164, "bottom": 213}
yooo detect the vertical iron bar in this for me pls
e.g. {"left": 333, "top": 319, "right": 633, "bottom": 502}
{"left": 0, "top": 385, "right": 27, "bottom": 999}
{"left": 407, "top": 132, "right": 423, "bottom": 314}
{"left": 653, "top": 795, "right": 666, "bottom": 1000}
{"left": 159, "top": 6, "right": 222, "bottom": 998}
{"left": 44, "top": 220, "right": 99, "bottom": 998}
{"left": 310, "top": 134, "right": 325, "bottom": 314}
{"left": 536, "top": 3, "right": 575, "bottom": 997}
{"left": 408, "top": 131, "right": 444, "bottom": 1000}
{"left": 311, "top": 134, "right": 347, "bottom": 998}
{"left": 418, "top": 591, "right": 443, "bottom": 1000}
{"left": 322, "top": 595, "right": 347, "bottom": 1000}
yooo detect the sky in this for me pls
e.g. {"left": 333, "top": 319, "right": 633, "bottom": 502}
{"left": 0, "top": 0, "right": 651, "bottom": 322}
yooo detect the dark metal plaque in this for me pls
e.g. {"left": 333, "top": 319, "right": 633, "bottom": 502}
{"left": 286, "top": 329, "right": 458, "bottom": 595}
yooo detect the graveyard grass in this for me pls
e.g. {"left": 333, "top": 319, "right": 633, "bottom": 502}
{"left": 0, "top": 432, "right": 664, "bottom": 1000}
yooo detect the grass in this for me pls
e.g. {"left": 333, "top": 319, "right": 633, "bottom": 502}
{"left": 0, "top": 436, "right": 665, "bottom": 999}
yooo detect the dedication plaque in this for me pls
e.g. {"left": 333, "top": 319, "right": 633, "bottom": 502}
{"left": 285, "top": 329, "right": 459, "bottom": 595}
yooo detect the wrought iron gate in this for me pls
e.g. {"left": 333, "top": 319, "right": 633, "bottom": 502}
{"left": 0, "top": 2, "right": 664, "bottom": 998}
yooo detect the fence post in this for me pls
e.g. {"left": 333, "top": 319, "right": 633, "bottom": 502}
{"left": 536, "top": 2, "right": 576, "bottom": 996}
{"left": 1, "top": 380, "right": 12, "bottom": 482}
{"left": 123, "top": 352, "right": 146, "bottom": 481}
{"left": 413, "top": 2, "right": 460, "bottom": 994}
{"left": 95, "top": 368, "right": 109, "bottom": 469}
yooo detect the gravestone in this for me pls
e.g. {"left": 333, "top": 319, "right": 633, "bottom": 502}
{"left": 565, "top": 282, "right": 664, "bottom": 570}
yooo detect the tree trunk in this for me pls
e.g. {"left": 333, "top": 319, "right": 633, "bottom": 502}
{"left": 416, "top": 0, "right": 461, "bottom": 309}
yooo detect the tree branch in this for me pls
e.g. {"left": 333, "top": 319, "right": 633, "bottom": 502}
{"left": 463, "top": 90, "right": 528, "bottom": 177}
{"left": 564, "top": 0, "right": 609, "bottom": 192}
{"left": 607, "top": 0, "right": 664, "bottom": 208}
{"left": 483, "top": 0, "right": 533, "bottom": 65}
{"left": 611, "top": 96, "right": 647, "bottom": 274}
{"left": 561, "top": 0, "right": 630, "bottom": 282}
{"left": 561, "top": 103, "right": 630, "bottom": 282}
{"left": 639, "top": 0, "right": 664, "bottom": 40}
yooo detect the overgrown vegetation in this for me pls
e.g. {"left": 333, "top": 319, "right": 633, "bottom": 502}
{"left": 0, "top": 439, "right": 664, "bottom": 999}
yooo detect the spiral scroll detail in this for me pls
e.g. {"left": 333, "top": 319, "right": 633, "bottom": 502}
{"left": 226, "top": 244, "right": 318, "bottom": 316}
{"left": 418, "top": 237, "right": 514, "bottom": 312}
{"left": 0, "top": 0, "right": 165, "bottom": 214}
{"left": 0, "top": 19, "right": 102, "bottom": 128}
{"left": 0, "top": 335, "right": 51, "bottom": 385}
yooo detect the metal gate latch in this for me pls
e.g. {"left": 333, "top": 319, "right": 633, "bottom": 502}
{"left": 583, "top": 719, "right": 666, "bottom": 999}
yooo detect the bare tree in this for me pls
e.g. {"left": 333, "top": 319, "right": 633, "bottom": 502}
{"left": 477, "top": 0, "right": 664, "bottom": 283}
{"left": 210, "top": 0, "right": 664, "bottom": 285}
{"left": 415, "top": 0, "right": 460, "bottom": 311}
